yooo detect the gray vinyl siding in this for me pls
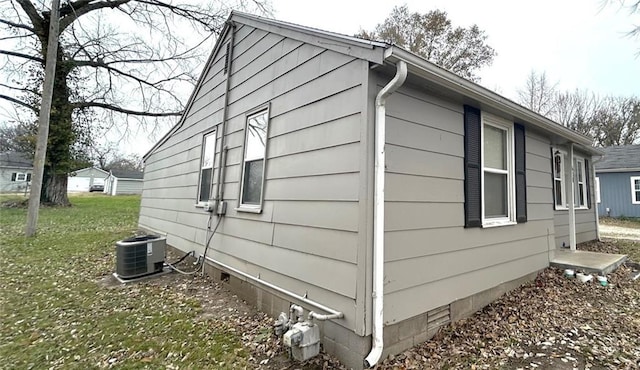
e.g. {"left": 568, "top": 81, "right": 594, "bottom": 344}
{"left": 596, "top": 171, "right": 640, "bottom": 218}
{"left": 553, "top": 148, "right": 598, "bottom": 246}
{"left": 140, "top": 23, "right": 369, "bottom": 332}
{"left": 115, "top": 179, "right": 143, "bottom": 195}
{"left": 382, "top": 81, "right": 556, "bottom": 325}
{"left": 0, "top": 166, "right": 32, "bottom": 193}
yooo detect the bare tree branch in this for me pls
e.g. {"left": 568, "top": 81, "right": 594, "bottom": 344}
{"left": 0, "top": 93, "right": 39, "bottom": 112}
{"left": 0, "top": 17, "right": 35, "bottom": 33}
{"left": 0, "top": 49, "right": 44, "bottom": 63}
{"left": 73, "top": 101, "right": 182, "bottom": 117}
{"left": 59, "top": 0, "right": 132, "bottom": 31}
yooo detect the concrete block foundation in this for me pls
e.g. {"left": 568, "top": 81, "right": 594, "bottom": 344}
{"left": 169, "top": 245, "right": 540, "bottom": 369}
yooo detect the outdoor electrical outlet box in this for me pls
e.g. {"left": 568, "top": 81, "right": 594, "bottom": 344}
{"left": 283, "top": 322, "right": 320, "bottom": 362}
{"left": 216, "top": 201, "right": 227, "bottom": 215}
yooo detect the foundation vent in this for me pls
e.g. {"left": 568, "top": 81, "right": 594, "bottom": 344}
{"left": 427, "top": 305, "right": 451, "bottom": 330}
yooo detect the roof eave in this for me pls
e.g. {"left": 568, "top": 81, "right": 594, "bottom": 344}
{"left": 384, "top": 47, "right": 603, "bottom": 156}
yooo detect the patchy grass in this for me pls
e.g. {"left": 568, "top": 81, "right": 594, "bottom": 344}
{"left": 0, "top": 195, "right": 247, "bottom": 369}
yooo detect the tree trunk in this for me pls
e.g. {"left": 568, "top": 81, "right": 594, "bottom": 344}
{"left": 39, "top": 48, "right": 73, "bottom": 206}
{"left": 41, "top": 171, "right": 70, "bottom": 206}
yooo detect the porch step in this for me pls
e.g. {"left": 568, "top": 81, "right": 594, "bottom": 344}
{"left": 550, "top": 249, "right": 628, "bottom": 275}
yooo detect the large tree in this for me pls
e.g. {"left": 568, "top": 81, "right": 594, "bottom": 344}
{"left": 357, "top": 5, "right": 496, "bottom": 81}
{"left": 0, "top": 0, "right": 270, "bottom": 205}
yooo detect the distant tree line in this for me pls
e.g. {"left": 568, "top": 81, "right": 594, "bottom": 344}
{"left": 517, "top": 71, "right": 640, "bottom": 146}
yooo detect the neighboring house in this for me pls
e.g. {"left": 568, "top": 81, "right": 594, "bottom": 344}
{"left": 0, "top": 152, "right": 32, "bottom": 193}
{"left": 138, "top": 13, "right": 600, "bottom": 369}
{"left": 67, "top": 166, "right": 109, "bottom": 192}
{"left": 595, "top": 144, "right": 640, "bottom": 218}
{"left": 104, "top": 169, "right": 144, "bottom": 195}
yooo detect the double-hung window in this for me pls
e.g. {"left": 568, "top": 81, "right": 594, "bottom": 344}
{"left": 553, "top": 150, "right": 566, "bottom": 209}
{"left": 632, "top": 176, "right": 640, "bottom": 205}
{"left": 198, "top": 130, "right": 216, "bottom": 204}
{"left": 482, "top": 114, "right": 515, "bottom": 226}
{"left": 239, "top": 108, "right": 269, "bottom": 211}
{"left": 574, "top": 157, "right": 587, "bottom": 208}
{"left": 463, "top": 106, "right": 527, "bottom": 228}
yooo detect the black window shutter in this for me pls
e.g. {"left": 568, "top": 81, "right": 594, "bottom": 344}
{"left": 585, "top": 158, "right": 591, "bottom": 209}
{"left": 464, "top": 105, "right": 482, "bottom": 228}
{"left": 11, "top": 173, "right": 16, "bottom": 181}
{"left": 26, "top": 173, "right": 32, "bottom": 182}
{"left": 514, "top": 123, "right": 527, "bottom": 223}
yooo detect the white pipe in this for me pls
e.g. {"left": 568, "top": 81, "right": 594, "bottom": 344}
{"left": 308, "top": 311, "right": 343, "bottom": 321}
{"left": 568, "top": 143, "right": 576, "bottom": 251}
{"left": 203, "top": 256, "right": 344, "bottom": 318}
{"left": 364, "top": 61, "right": 407, "bottom": 369}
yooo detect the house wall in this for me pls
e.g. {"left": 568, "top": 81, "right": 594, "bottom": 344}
{"left": 596, "top": 171, "right": 640, "bottom": 218}
{"left": 381, "top": 80, "right": 556, "bottom": 326}
{"left": 139, "top": 23, "right": 371, "bottom": 334}
{"left": 115, "top": 179, "right": 143, "bottom": 195}
{"left": 0, "top": 166, "right": 32, "bottom": 193}
{"left": 553, "top": 147, "right": 598, "bottom": 247}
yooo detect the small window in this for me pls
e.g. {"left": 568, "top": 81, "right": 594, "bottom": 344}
{"left": 574, "top": 158, "right": 587, "bottom": 208}
{"left": 632, "top": 176, "right": 640, "bottom": 205}
{"left": 198, "top": 130, "right": 217, "bottom": 203}
{"left": 239, "top": 108, "right": 269, "bottom": 210}
{"left": 482, "top": 113, "right": 515, "bottom": 226}
{"left": 15, "top": 173, "right": 27, "bottom": 181}
{"left": 553, "top": 150, "right": 566, "bottom": 209}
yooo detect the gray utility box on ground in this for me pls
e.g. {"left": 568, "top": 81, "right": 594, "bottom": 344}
{"left": 116, "top": 235, "right": 166, "bottom": 279}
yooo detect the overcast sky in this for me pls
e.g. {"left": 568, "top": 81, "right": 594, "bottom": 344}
{"left": 272, "top": 0, "right": 640, "bottom": 98}
{"left": 2, "top": 0, "right": 638, "bottom": 157}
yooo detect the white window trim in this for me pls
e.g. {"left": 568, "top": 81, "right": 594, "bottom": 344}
{"left": 631, "top": 176, "right": 640, "bottom": 205}
{"left": 237, "top": 104, "right": 270, "bottom": 213}
{"left": 481, "top": 112, "right": 516, "bottom": 227}
{"left": 574, "top": 157, "right": 588, "bottom": 209}
{"left": 553, "top": 149, "right": 567, "bottom": 210}
{"left": 196, "top": 129, "right": 217, "bottom": 207}
{"left": 595, "top": 177, "right": 601, "bottom": 204}
{"left": 14, "top": 173, "right": 27, "bottom": 181}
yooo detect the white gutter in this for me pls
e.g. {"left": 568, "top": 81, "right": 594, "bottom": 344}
{"left": 364, "top": 60, "right": 407, "bottom": 369}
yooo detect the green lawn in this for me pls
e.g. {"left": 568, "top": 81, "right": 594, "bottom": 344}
{"left": 0, "top": 195, "right": 247, "bottom": 369}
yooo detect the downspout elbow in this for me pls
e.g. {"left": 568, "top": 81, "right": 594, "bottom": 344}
{"left": 364, "top": 60, "right": 407, "bottom": 369}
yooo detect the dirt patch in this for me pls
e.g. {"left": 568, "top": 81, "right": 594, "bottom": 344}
{"left": 599, "top": 224, "right": 640, "bottom": 240}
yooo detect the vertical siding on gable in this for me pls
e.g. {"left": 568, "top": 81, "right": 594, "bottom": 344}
{"left": 382, "top": 79, "right": 556, "bottom": 325}
{"left": 139, "top": 24, "right": 368, "bottom": 333}
{"left": 597, "top": 171, "right": 640, "bottom": 218}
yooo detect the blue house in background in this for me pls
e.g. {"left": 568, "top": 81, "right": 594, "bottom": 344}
{"left": 595, "top": 145, "right": 640, "bottom": 218}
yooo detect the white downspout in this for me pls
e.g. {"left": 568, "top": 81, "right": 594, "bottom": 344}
{"left": 364, "top": 60, "right": 407, "bottom": 369}
{"left": 568, "top": 143, "right": 576, "bottom": 251}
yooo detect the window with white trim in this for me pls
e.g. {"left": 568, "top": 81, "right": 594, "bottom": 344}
{"left": 239, "top": 108, "right": 269, "bottom": 210}
{"left": 482, "top": 113, "right": 515, "bottom": 226}
{"left": 198, "top": 130, "right": 216, "bottom": 203}
{"left": 552, "top": 150, "right": 566, "bottom": 209}
{"left": 574, "top": 157, "right": 587, "bottom": 208}
{"left": 11, "top": 172, "right": 29, "bottom": 182}
{"left": 632, "top": 176, "right": 640, "bottom": 205}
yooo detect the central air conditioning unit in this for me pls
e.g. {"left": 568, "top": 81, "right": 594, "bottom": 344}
{"left": 115, "top": 235, "right": 166, "bottom": 279}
